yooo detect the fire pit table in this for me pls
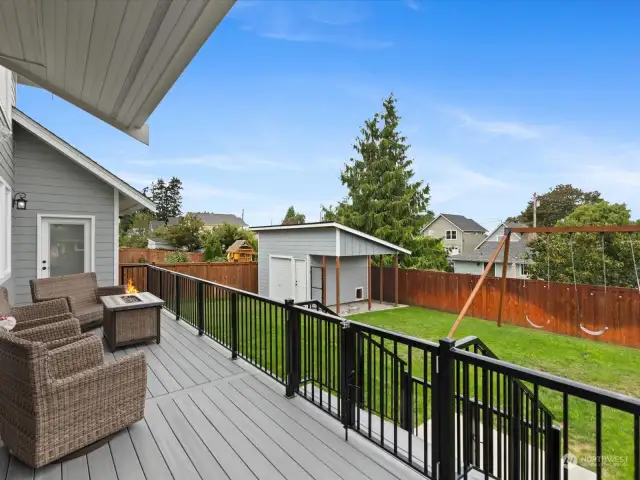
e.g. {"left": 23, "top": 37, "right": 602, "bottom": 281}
{"left": 100, "top": 292, "right": 164, "bottom": 352}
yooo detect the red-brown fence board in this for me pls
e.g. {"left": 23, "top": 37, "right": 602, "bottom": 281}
{"left": 371, "top": 267, "right": 640, "bottom": 349}
{"left": 120, "top": 262, "right": 258, "bottom": 294}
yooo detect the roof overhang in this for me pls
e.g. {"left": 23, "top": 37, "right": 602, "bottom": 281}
{"left": 250, "top": 222, "right": 412, "bottom": 255}
{"left": 13, "top": 108, "right": 155, "bottom": 213}
{"left": 0, "top": 0, "right": 235, "bottom": 144}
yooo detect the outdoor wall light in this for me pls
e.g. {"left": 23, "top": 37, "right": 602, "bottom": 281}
{"left": 12, "top": 192, "right": 28, "bottom": 210}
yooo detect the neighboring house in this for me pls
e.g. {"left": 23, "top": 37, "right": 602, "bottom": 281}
{"left": 250, "top": 222, "right": 410, "bottom": 313}
{"left": 422, "top": 213, "right": 487, "bottom": 255}
{"left": 150, "top": 212, "right": 248, "bottom": 232}
{"left": 450, "top": 222, "right": 532, "bottom": 279}
{"left": 147, "top": 237, "right": 175, "bottom": 250}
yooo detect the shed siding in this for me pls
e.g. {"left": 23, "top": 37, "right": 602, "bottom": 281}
{"left": 12, "top": 126, "right": 115, "bottom": 305}
{"left": 257, "top": 228, "right": 336, "bottom": 297}
{"left": 324, "top": 256, "right": 368, "bottom": 306}
{"left": 340, "top": 230, "right": 399, "bottom": 256}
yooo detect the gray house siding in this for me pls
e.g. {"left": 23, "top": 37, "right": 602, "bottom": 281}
{"left": 11, "top": 125, "right": 115, "bottom": 305}
{"left": 425, "top": 216, "right": 484, "bottom": 254}
{"left": 452, "top": 261, "right": 484, "bottom": 275}
{"left": 340, "top": 231, "right": 398, "bottom": 256}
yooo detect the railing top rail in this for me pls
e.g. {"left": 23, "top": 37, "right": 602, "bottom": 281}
{"left": 453, "top": 348, "right": 640, "bottom": 415}
{"left": 146, "top": 264, "right": 286, "bottom": 308}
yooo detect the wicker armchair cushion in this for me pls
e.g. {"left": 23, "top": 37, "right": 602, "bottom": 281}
{"left": 30, "top": 273, "right": 100, "bottom": 310}
{"left": 74, "top": 304, "right": 103, "bottom": 330}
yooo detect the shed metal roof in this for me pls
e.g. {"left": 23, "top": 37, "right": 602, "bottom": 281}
{"left": 249, "top": 222, "right": 411, "bottom": 255}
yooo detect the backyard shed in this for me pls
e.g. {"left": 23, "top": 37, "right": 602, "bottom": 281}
{"left": 250, "top": 222, "right": 410, "bottom": 314}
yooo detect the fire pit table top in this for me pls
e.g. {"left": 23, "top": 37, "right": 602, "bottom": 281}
{"left": 100, "top": 291, "right": 164, "bottom": 312}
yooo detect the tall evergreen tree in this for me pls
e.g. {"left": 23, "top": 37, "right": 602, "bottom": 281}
{"left": 322, "top": 93, "right": 445, "bottom": 268}
{"left": 150, "top": 177, "right": 183, "bottom": 223}
{"left": 282, "top": 206, "right": 306, "bottom": 225}
{"left": 166, "top": 177, "right": 183, "bottom": 219}
{"left": 150, "top": 179, "right": 168, "bottom": 222}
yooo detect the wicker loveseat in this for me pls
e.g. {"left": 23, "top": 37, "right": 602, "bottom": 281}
{"left": 30, "top": 273, "right": 126, "bottom": 331}
{"left": 0, "top": 287, "right": 74, "bottom": 332}
{"left": 0, "top": 328, "right": 147, "bottom": 468}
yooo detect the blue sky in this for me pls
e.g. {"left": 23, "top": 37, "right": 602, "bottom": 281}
{"left": 17, "top": 0, "right": 640, "bottom": 231}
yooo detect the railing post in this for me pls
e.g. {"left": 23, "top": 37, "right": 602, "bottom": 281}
{"left": 175, "top": 276, "right": 181, "bottom": 321}
{"left": 158, "top": 268, "right": 163, "bottom": 299}
{"left": 545, "top": 419, "right": 561, "bottom": 480}
{"left": 285, "top": 299, "right": 300, "bottom": 398}
{"left": 437, "top": 338, "right": 457, "bottom": 480}
{"left": 400, "top": 369, "right": 413, "bottom": 432}
{"left": 509, "top": 380, "right": 521, "bottom": 480}
{"left": 197, "top": 281, "right": 204, "bottom": 336}
{"left": 341, "top": 320, "right": 357, "bottom": 429}
{"left": 230, "top": 292, "right": 238, "bottom": 359}
{"left": 120, "top": 265, "right": 125, "bottom": 286}
{"left": 146, "top": 265, "right": 151, "bottom": 293}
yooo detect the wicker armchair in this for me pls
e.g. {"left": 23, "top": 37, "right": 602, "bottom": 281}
{"left": 30, "top": 273, "right": 126, "bottom": 331}
{"left": 0, "top": 286, "right": 74, "bottom": 332}
{"left": 0, "top": 328, "right": 147, "bottom": 468}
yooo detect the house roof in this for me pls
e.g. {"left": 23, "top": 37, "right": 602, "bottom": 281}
{"left": 150, "top": 213, "right": 247, "bottom": 231}
{"left": 12, "top": 108, "right": 155, "bottom": 213}
{"left": 451, "top": 240, "right": 531, "bottom": 264}
{"left": 475, "top": 221, "right": 525, "bottom": 249}
{"left": 422, "top": 214, "right": 486, "bottom": 233}
{"left": 2, "top": 0, "right": 234, "bottom": 143}
{"left": 226, "top": 240, "right": 254, "bottom": 253}
{"left": 249, "top": 222, "right": 411, "bottom": 255}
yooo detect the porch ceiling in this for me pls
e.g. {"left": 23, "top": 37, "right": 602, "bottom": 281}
{"left": 0, "top": 0, "right": 235, "bottom": 144}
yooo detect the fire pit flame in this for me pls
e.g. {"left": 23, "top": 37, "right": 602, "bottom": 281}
{"left": 126, "top": 279, "right": 138, "bottom": 294}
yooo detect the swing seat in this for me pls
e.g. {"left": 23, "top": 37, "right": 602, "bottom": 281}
{"left": 579, "top": 324, "right": 608, "bottom": 337}
{"left": 526, "top": 315, "right": 550, "bottom": 329}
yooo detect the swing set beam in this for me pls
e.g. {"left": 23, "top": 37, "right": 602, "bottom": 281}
{"left": 447, "top": 224, "right": 640, "bottom": 338}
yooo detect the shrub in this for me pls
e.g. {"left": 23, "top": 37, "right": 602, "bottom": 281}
{"left": 203, "top": 244, "right": 216, "bottom": 262}
{"left": 137, "top": 255, "right": 148, "bottom": 264}
{"left": 164, "top": 251, "right": 190, "bottom": 264}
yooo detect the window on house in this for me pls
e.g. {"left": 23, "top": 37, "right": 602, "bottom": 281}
{"left": 355, "top": 287, "right": 364, "bottom": 300}
{"left": 0, "top": 179, "right": 10, "bottom": 281}
{"left": 445, "top": 230, "right": 457, "bottom": 240}
{"left": 520, "top": 264, "right": 529, "bottom": 276}
{"left": 449, "top": 246, "right": 460, "bottom": 256}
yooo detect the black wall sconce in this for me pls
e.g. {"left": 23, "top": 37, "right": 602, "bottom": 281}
{"left": 12, "top": 193, "right": 28, "bottom": 210}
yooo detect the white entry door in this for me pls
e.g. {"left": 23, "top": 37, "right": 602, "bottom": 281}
{"left": 294, "top": 259, "right": 308, "bottom": 302}
{"left": 39, "top": 216, "right": 94, "bottom": 278}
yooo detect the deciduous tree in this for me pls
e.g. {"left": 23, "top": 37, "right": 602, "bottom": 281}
{"left": 282, "top": 206, "right": 306, "bottom": 225}
{"left": 164, "top": 213, "right": 205, "bottom": 251}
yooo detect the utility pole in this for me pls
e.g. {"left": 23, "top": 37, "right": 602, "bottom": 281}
{"left": 533, "top": 193, "right": 538, "bottom": 227}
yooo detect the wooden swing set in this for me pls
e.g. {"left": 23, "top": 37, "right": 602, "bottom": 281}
{"left": 448, "top": 225, "right": 640, "bottom": 337}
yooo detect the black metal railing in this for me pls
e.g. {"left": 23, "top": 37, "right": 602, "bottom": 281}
{"left": 294, "top": 299, "right": 338, "bottom": 316}
{"left": 126, "top": 264, "right": 640, "bottom": 480}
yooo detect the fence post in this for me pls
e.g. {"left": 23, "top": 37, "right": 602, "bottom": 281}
{"left": 197, "top": 281, "right": 204, "bottom": 336}
{"left": 400, "top": 369, "right": 413, "bottom": 432}
{"left": 285, "top": 299, "right": 301, "bottom": 398}
{"left": 341, "top": 320, "right": 357, "bottom": 429}
{"left": 175, "top": 276, "right": 181, "bottom": 321}
{"left": 437, "top": 338, "right": 457, "bottom": 480}
{"left": 545, "top": 418, "right": 561, "bottom": 480}
{"left": 230, "top": 292, "right": 238, "bottom": 359}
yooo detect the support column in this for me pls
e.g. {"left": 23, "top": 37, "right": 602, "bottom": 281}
{"left": 367, "top": 255, "right": 372, "bottom": 311}
{"left": 336, "top": 257, "right": 341, "bottom": 314}
{"left": 379, "top": 255, "right": 384, "bottom": 304}
{"left": 394, "top": 254, "right": 399, "bottom": 306}
{"left": 322, "top": 256, "right": 327, "bottom": 305}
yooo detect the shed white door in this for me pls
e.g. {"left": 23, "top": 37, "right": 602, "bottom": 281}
{"left": 269, "top": 257, "right": 294, "bottom": 301}
{"left": 294, "top": 259, "right": 307, "bottom": 302}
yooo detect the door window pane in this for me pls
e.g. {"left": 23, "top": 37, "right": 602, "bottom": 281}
{"left": 49, "top": 224, "right": 85, "bottom": 277}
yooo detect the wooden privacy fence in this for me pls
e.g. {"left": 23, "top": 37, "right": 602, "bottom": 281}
{"left": 120, "top": 262, "right": 258, "bottom": 294}
{"left": 372, "top": 266, "right": 640, "bottom": 349}
{"left": 119, "top": 248, "right": 204, "bottom": 264}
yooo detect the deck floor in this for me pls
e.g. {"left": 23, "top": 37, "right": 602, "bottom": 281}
{"left": 0, "top": 311, "right": 425, "bottom": 480}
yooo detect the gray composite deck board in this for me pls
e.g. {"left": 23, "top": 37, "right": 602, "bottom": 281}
{"left": 1, "top": 312, "right": 429, "bottom": 480}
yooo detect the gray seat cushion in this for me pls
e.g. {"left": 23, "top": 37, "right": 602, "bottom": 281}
{"left": 74, "top": 304, "right": 103, "bottom": 331}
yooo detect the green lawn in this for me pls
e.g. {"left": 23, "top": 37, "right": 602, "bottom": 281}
{"left": 352, "top": 306, "right": 640, "bottom": 479}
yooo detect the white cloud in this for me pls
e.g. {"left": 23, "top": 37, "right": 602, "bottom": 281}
{"left": 450, "top": 109, "right": 541, "bottom": 140}
{"left": 114, "top": 171, "right": 154, "bottom": 189}
{"left": 126, "top": 155, "right": 303, "bottom": 172}
{"left": 403, "top": 0, "right": 421, "bottom": 11}
{"left": 183, "top": 184, "right": 261, "bottom": 202}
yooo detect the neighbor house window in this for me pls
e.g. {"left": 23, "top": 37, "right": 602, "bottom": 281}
{"left": 449, "top": 247, "right": 460, "bottom": 256}
{"left": 0, "top": 179, "right": 10, "bottom": 281}
{"left": 445, "top": 230, "right": 457, "bottom": 240}
{"left": 520, "top": 264, "right": 529, "bottom": 276}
